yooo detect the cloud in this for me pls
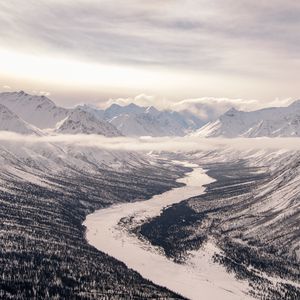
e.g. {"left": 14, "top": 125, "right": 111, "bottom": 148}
{"left": 31, "top": 90, "right": 51, "bottom": 96}
{"left": 0, "top": 131, "right": 299, "bottom": 153}
{"left": 1, "top": 0, "right": 299, "bottom": 71}
{"left": 170, "top": 97, "right": 296, "bottom": 120}
{"left": 105, "top": 94, "right": 157, "bottom": 109}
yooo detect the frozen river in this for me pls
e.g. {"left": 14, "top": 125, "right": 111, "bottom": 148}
{"left": 84, "top": 162, "right": 253, "bottom": 300}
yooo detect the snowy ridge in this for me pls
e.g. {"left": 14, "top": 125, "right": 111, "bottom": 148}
{"left": 191, "top": 147, "right": 300, "bottom": 263}
{"left": 0, "top": 103, "right": 41, "bottom": 135}
{"left": 0, "top": 91, "right": 204, "bottom": 137}
{"left": 2, "top": 91, "right": 300, "bottom": 138}
{"left": 0, "top": 91, "right": 69, "bottom": 129}
{"left": 56, "top": 107, "right": 121, "bottom": 136}
{"left": 79, "top": 103, "right": 204, "bottom": 137}
{"left": 0, "top": 92, "right": 122, "bottom": 137}
{"left": 0, "top": 138, "right": 151, "bottom": 187}
{"left": 195, "top": 100, "right": 300, "bottom": 137}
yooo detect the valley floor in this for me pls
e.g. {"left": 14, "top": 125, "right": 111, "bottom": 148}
{"left": 1, "top": 144, "right": 299, "bottom": 299}
{"left": 84, "top": 162, "right": 254, "bottom": 300}
{"left": 139, "top": 155, "right": 300, "bottom": 300}
{"left": 85, "top": 153, "right": 300, "bottom": 300}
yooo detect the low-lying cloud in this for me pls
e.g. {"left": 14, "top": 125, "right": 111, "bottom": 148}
{"left": 0, "top": 132, "right": 299, "bottom": 152}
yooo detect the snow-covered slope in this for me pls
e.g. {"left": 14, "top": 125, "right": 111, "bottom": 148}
{"left": 0, "top": 91, "right": 69, "bottom": 129}
{"left": 198, "top": 148, "right": 300, "bottom": 261}
{"left": 56, "top": 107, "right": 121, "bottom": 136}
{"left": 0, "top": 92, "right": 204, "bottom": 137}
{"left": 0, "top": 91, "right": 121, "bottom": 136}
{"left": 109, "top": 111, "right": 190, "bottom": 137}
{"left": 80, "top": 103, "right": 204, "bottom": 137}
{"left": 0, "top": 103, "right": 41, "bottom": 135}
{"left": 195, "top": 100, "right": 300, "bottom": 137}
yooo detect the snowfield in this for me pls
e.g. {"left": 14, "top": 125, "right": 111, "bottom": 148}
{"left": 84, "top": 162, "right": 254, "bottom": 300}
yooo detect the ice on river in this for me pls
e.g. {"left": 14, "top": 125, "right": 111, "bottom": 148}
{"left": 84, "top": 162, "right": 253, "bottom": 300}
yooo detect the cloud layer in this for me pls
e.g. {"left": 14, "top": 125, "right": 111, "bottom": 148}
{"left": 0, "top": 132, "right": 299, "bottom": 152}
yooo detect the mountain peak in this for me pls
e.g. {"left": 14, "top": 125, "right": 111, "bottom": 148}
{"left": 105, "top": 102, "right": 145, "bottom": 118}
{"left": 57, "top": 107, "right": 121, "bottom": 136}
{"left": 223, "top": 107, "right": 240, "bottom": 117}
{"left": 109, "top": 103, "right": 122, "bottom": 109}
{"left": 5, "top": 90, "right": 54, "bottom": 105}
{"left": 196, "top": 101, "right": 300, "bottom": 138}
{"left": 145, "top": 106, "right": 159, "bottom": 114}
{"left": 127, "top": 102, "right": 138, "bottom": 107}
{"left": 0, "top": 91, "right": 68, "bottom": 129}
{"left": 17, "top": 90, "right": 26, "bottom": 96}
{"left": 289, "top": 99, "right": 300, "bottom": 108}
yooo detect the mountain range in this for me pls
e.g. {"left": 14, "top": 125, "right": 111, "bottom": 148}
{"left": 79, "top": 103, "right": 204, "bottom": 137}
{"left": 0, "top": 91, "right": 204, "bottom": 137}
{"left": 1, "top": 91, "right": 300, "bottom": 138}
{"left": 195, "top": 101, "right": 300, "bottom": 137}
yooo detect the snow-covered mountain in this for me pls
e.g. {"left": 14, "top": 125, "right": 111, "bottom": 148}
{"left": 104, "top": 103, "right": 146, "bottom": 119}
{"left": 0, "top": 91, "right": 204, "bottom": 137}
{"left": 195, "top": 100, "right": 300, "bottom": 137}
{"left": 0, "top": 91, "right": 69, "bottom": 129}
{"left": 3, "top": 91, "right": 300, "bottom": 138}
{"left": 0, "top": 92, "right": 122, "bottom": 137}
{"left": 79, "top": 103, "right": 204, "bottom": 136}
{"left": 0, "top": 103, "right": 41, "bottom": 135}
{"left": 56, "top": 107, "right": 121, "bottom": 136}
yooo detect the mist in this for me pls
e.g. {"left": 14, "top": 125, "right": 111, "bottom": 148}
{"left": 0, "top": 131, "right": 299, "bottom": 152}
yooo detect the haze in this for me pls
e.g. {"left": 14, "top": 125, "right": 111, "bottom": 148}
{"left": 0, "top": 132, "right": 299, "bottom": 152}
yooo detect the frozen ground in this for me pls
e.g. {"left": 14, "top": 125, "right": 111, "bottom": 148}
{"left": 84, "top": 162, "right": 254, "bottom": 300}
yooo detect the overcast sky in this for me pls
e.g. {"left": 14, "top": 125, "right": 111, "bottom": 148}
{"left": 0, "top": 0, "right": 299, "bottom": 108}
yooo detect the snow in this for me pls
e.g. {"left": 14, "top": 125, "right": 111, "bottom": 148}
{"left": 194, "top": 100, "right": 300, "bottom": 138}
{"left": 0, "top": 91, "right": 204, "bottom": 137}
{"left": 0, "top": 103, "right": 41, "bottom": 135}
{"left": 0, "top": 92, "right": 121, "bottom": 136}
{"left": 80, "top": 103, "right": 203, "bottom": 137}
{"left": 2, "top": 91, "right": 300, "bottom": 138}
{"left": 0, "top": 137, "right": 149, "bottom": 183}
{"left": 0, "top": 91, "right": 68, "bottom": 129}
{"left": 84, "top": 162, "right": 253, "bottom": 300}
{"left": 1, "top": 165, "right": 52, "bottom": 188}
{"left": 56, "top": 107, "right": 121, "bottom": 137}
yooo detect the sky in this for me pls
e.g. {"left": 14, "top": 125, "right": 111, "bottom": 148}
{"left": 0, "top": 0, "right": 299, "bottom": 109}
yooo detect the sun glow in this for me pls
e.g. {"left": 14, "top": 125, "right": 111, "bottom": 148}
{"left": 0, "top": 48, "right": 167, "bottom": 90}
